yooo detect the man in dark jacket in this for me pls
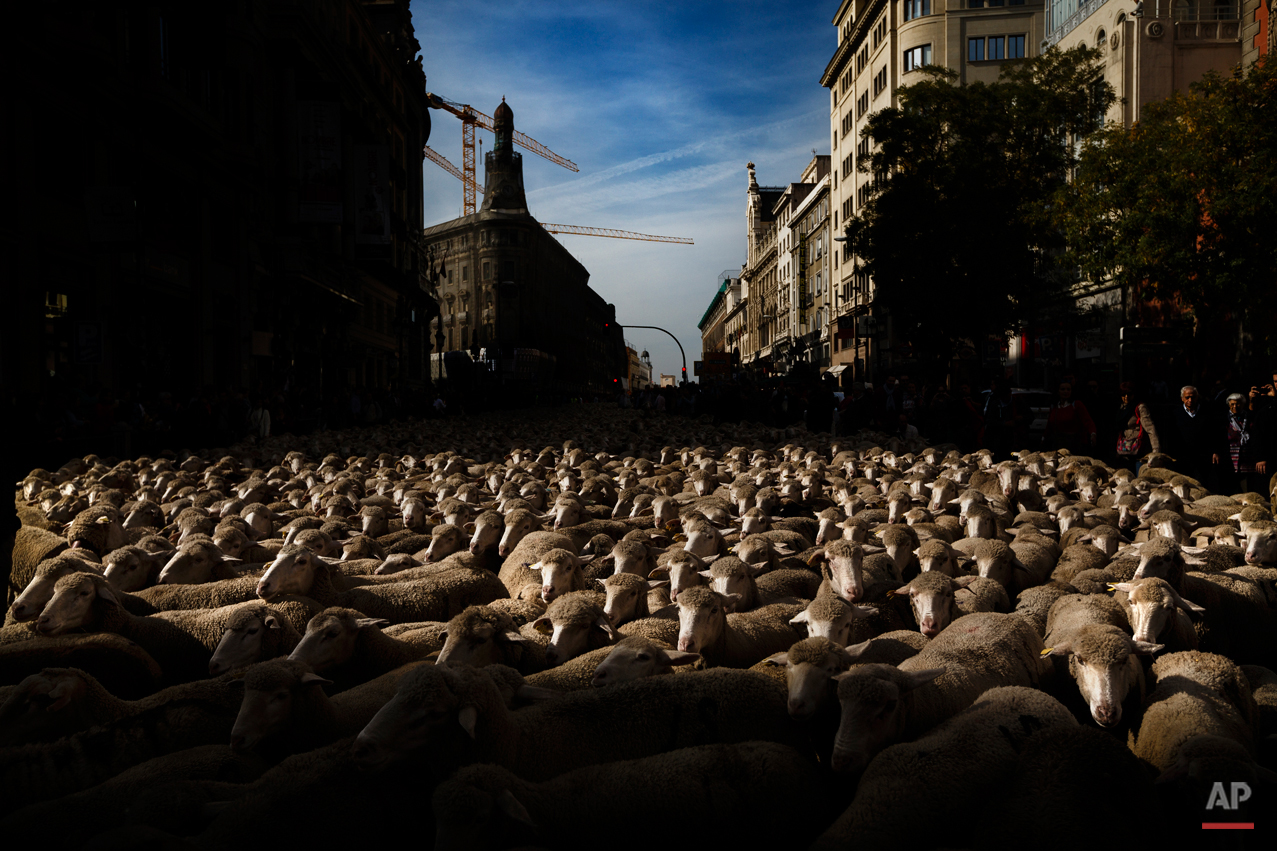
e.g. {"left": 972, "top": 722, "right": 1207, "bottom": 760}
{"left": 1169, "top": 385, "right": 1215, "bottom": 483}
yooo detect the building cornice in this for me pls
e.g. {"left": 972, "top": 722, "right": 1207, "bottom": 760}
{"left": 821, "top": 0, "right": 887, "bottom": 86}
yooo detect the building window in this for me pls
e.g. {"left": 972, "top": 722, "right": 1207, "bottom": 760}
{"left": 872, "top": 66, "right": 888, "bottom": 97}
{"left": 968, "top": 37, "right": 984, "bottom": 62}
{"left": 482, "top": 261, "right": 491, "bottom": 280}
{"left": 969, "top": 0, "right": 983, "bottom": 5}
{"left": 903, "top": 44, "right": 932, "bottom": 72}
{"left": 903, "top": 0, "right": 932, "bottom": 20}
{"left": 1008, "top": 35, "right": 1025, "bottom": 58}
{"left": 988, "top": 36, "right": 1005, "bottom": 60}
{"left": 988, "top": 0, "right": 1004, "bottom": 5}
{"left": 857, "top": 90, "right": 870, "bottom": 117}
{"left": 1095, "top": 28, "right": 1106, "bottom": 47}
{"left": 462, "top": 265, "right": 468, "bottom": 282}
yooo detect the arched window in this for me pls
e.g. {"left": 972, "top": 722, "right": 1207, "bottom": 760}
{"left": 1173, "top": 0, "right": 1193, "bottom": 20}
{"left": 1095, "top": 28, "right": 1106, "bottom": 46}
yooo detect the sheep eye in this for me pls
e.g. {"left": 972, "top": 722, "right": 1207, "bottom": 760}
{"left": 246, "top": 628, "right": 259, "bottom": 636}
{"left": 636, "top": 653, "right": 651, "bottom": 661}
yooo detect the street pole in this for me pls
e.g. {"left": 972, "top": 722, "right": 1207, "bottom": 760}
{"left": 622, "top": 324, "right": 687, "bottom": 384}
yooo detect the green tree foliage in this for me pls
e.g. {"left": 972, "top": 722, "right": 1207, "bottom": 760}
{"left": 1053, "top": 57, "right": 1277, "bottom": 358}
{"left": 843, "top": 47, "right": 1114, "bottom": 361}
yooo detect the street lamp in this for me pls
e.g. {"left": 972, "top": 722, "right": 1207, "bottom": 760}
{"left": 622, "top": 324, "right": 686, "bottom": 384}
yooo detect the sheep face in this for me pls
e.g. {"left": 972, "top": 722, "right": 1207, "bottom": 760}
{"left": 824, "top": 542, "right": 866, "bottom": 603}
{"left": 650, "top": 554, "right": 707, "bottom": 604}
{"left": 768, "top": 639, "right": 853, "bottom": 719}
{"left": 36, "top": 573, "right": 117, "bottom": 635}
{"left": 123, "top": 501, "right": 164, "bottom": 530}
{"left": 651, "top": 496, "right": 679, "bottom": 529}
{"left": 1245, "top": 527, "right": 1276, "bottom": 565}
{"left": 896, "top": 574, "right": 956, "bottom": 638}
{"left": 1111, "top": 579, "right": 1202, "bottom": 645}
{"left": 675, "top": 588, "right": 734, "bottom": 654}
{"left": 1139, "top": 489, "right": 1182, "bottom": 521}
{"left": 682, "top": 522, "right": 722, "bottom": 559}
{"left": 436, "top": 608, "right": 526, "bottom": 669}
{"left": 1046, "top": 625, "right": 1158, "bottom": 727}
{"left": 257, "top": 547, "right": 321, "bottom": 601}
{"left": 1133, "top": 541, "right": 1181, "bottom": 581}
{"left": 210, "top": 608, "right": 279, "bottom": 675}
{"left": 592, "top": 638, "right": 697, "bottom": 687}
{"left": 497, "top": 511, "right": 538, "bottom": 558}
{"left": 425, "top": 525, "right": 466, "bottom": 563}
{"left": 789, "top": 594, "right": 868, "bottom": 646}
{"left": 927, "top": 478, "right": 958, "bottom": 513}
{"left": 552, "top": 496, "right": 583, "bottom": 531}
{"left": 610, "top": 540, "right": 651, "bottom": 577}
{"left": 230, "top": 662, "right": 329, "bottom": 751}
{"left": 601, "top": 575, "right": 647, "bottom": 626}
{"left": 102, "top": 547, "right": 164, "bottom": 592}
{"left": 469, "top": 511, "right": 504, "bottom": 556}
{"left": 532, "top": 609, "right": 615, "bottom": 668}
{"left": 534, "top": 549, "right": 584, "bottom": 605}
{"left": 374, "top": 553, "right": 420, "bottom": 576}
{"left": 353, "top": 665, "right": 462, "bottom": 770}
{"left": 11, "top": 558, "right": 98, "bottom": 621}
{"left": 401, "top": 497, "right": 428, "bottom": 531}
{"left": 157, "top": 540, "right": 222, "bottom": 585}
{"left": 290, "top": 610, "right": 388, "bottom": 671}
{"left": 830, "top": 665, "right": 944, "bottom": 774}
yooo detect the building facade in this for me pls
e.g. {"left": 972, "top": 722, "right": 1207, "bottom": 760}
{"left": 7, "top": 0, "right": 434, "bottom": 445}
{"left": 419, "top": 100, "right": 625, "bottom": 396}
{"left": 822, "top": 0, "right": 1047, "bottom": 385}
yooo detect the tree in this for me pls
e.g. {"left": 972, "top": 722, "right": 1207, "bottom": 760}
{"left": 1052, "top": 57, "right": 1277, "bottom": 365}
{"left": 843, "top": 47, "right": 1114, "bottom": 364}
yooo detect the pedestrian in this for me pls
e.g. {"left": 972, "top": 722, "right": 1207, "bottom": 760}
{"left": 1045, "top": 381, "right": 1097, "bottom": 454}
{"left": 1213, "top": 392, "right": 1268, "bottom": 495}
{"left": 1168, "top": 385, "right": 1213, "bottom": 483}
{"left": 1113, "top": 381, "right": 1160, "bottom": 471}
{"left": 982, "top": 378, "right": 1015, "bottom": 459}
{"left": 247, "top": 396, "right": 271, "bottom": 439}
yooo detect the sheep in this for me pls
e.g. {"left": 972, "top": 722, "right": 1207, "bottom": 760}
{"left": 788, "top": 581, "right": 880, "bottom": 645}
{"left": 435, "top": 605, "right": 539, "bottom": 673}
{"left": 815, "top": 539, "right": 902, "bottom": 603}
{"left": 497, "top": 531, "right": 577, "bottom": 597}
{"left": 430, "top": 742, "right": 826, "bottom": 851}
{"left": 647, "top": 550, "right": 710, "bottom": 604}
{"left": 827, "top": 611, "right": 1048, "bottom": 774}
{"left": 0, "top": 632, "right": 163, "bottom": 699}
{"left": 673, "top": 587, "right": 804, "bottom": 668}
{"left": 892, "top": 571, "right": 1009, "bottom": 638}
{"left": 765, "top": 633, "right": 928, "bottom": 722}
{"left": 352, "top": 662, "right": 804, "bottom": 781}
{"left": 1110, "top": 577, "right": 1203, "bottom": 652}
{"left": 35, "top": 572, "right": 214, "bottom": 683}
{"left": 1132, "top": 651, "right": 1258, "bottom": 775}
{"left": 422, "top": 522, "right": 467, "bottom": 563}
{"left": 7, "top": 555, "right": 110, "bottom": 624}
{"left": 229, "top": 658, "right": 425, "bottom": 756}
{"left": 64, "top": 504, "right": 127, "bottom": 555}
{"left": 810, "top": 687, "right": 1082, "bottom": 851}
{"left": 1050, "top": 542, "right": 1110, "bottom": 584}
{"left": 526, "top": 591, "right": 617, "bottom": 668}
{"left": 7, "top": 527, "right": 69, "bottom": 604}
{"left": 208, "top": 602, "right": 312, "bottom": 675}
{"left": 589, "top": 636, "right": 699, "bottom": 687}
{"left": 254, "top": 543, "right": 508, "bottom": 625}
{"left": 0, "top": 671, "right": 249, "bottom": 814}
{"left": 287, "top": 607, "right": 441, "bottom": 686}
{"left": 1043, "top": 593, "right": 1160, "bottom": 729}
{"left": 522, "top": 645, "right": 618, "bottom": 692}
{"left": 599, "top": 572, "right": 671, "bottom": 627}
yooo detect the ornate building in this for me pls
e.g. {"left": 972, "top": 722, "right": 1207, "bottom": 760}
{"left": 420, "top": 100, "right": 625, "bottom": 395}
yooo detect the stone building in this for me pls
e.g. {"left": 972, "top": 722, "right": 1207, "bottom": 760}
{"left": 822, "top": 0, "right": 1047, "bottom": 385}
{"left": 6, "top": 0, "right": 434, "bottom": 433}
{"left": 420, "top": 100, "right": 625, "bottom": 396}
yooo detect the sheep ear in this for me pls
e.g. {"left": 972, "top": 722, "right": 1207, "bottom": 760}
{"left": 891, "top": 582, "right": 913, "bottom": 597}
{"left": 501, "top": 630, "right": 528, "bottom": 645}
{"left": 900, "top": 668, "right": 945, "bottom": 691}
{"left": 594, "top": 578, "right": 607, "bottom": 590}
{"left": 457, "top": 705, "right": 478, "bottom": 739}
{"left": 843, "top": 638, "right": 873, "bottom": 662}
{"left": 94, "top": 578, "right": 122, "bottom": 607}
{"left": 648, "top": 567, "right": 669, "bottom": 580}
{"left": 532, "top": 617, "right": 553, "bottom": 635}
{"left": 1043, "top": 642, "right": 1072, "bottom": 657}
{"left": 514, "top": 684, "right": 557, "bottom": 702}
{"left": 698, "top": 569, "right": 714, "bottom": 579}
{"left": 721, "top": 593, "right": 743, "bottom": 613}
{"left": 789, "top": 610, "right": 810, "bottom": 627}
{"left": 299, "top": 672, "right": 333, "bottom": 686}
{"left": 1109, "top": 582, "right": 1136, "bottom": 593}
{"left": 763, "top": 651, "right": 790, "bottom": 667}
{"left": 263, "top": 614, "right": 282, "bottom": 630}
{"left": 578, "top": 553, "right": 596, "bottom": 564}
{"left": 593, "top": 616, "right": 617, "bottom": 640}
{"left": 664, "top": 650, "right": 700, "bottom": 666}
{"left": 1132, "top": 640, "right": 1164, "bottom": 656}
{"left": 356, "top": 618, "right": 390, "bottom": 630}
{"left": 496, "top": 789, "right": 536, "bottom": 827}
{"left": 463, "top": 522, "right": 476, "bottom": 534}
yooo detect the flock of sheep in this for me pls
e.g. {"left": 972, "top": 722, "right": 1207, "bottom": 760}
{"left": 3, "top": 405, "right": 1275, "bottom": 849}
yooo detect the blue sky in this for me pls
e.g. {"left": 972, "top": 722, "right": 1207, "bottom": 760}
{"left": 411, "top": 0, "right": 835, "bottom": 380}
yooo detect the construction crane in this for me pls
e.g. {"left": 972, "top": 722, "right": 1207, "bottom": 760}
{"left": 424, "top": 146, "right": 693, "bottom": 245}
{"left": 425, "top": 93, "right": 578, "bottom": 217}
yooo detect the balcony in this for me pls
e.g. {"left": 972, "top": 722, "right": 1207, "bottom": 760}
{"left": 1045, "top": 0, "right": 1239, "bottom": 46}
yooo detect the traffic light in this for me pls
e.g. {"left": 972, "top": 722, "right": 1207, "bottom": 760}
{"left": 681, "top": 366, "right": 687, "bottom": 383}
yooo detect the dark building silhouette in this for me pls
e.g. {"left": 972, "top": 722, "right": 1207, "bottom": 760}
{"left": 4, "top": 0, "right": 435, "bottom": 445}
{"left": 421, "top": 100, "right": 626, "bottom": 396}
